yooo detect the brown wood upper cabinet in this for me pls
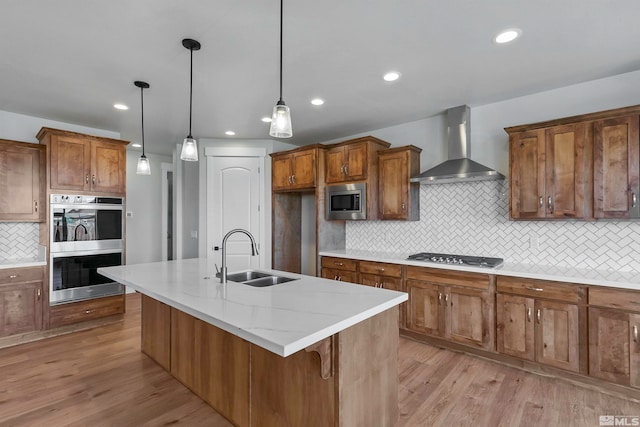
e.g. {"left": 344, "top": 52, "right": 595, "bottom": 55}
{"left": 378, "top": 145, "right": 421, "bottom": 221}
{"left": 324, "top": 136, "right": 390, "bottom": 184}
{"left": 405, "top": 266, "right": 494, "bottom": 351}
{"left": 37, "top": 128, "right": 128, "bottom": 195}
{"left": 271, "top": 146, "right": 317, "bottom": 191}
{"left": 593, "top": 115, "right": 640, "bottom": 219}
{"left": 496, "top": 276, "right": 586, "bottom": 373}
{"left": 0, "top": 140, "right": 45, "bottom": 222}
{"left": 0, "top": 266, "right": 44, "bottom": 337}
{"left": 508, "top": 123, "right": 588, "bottom": 219}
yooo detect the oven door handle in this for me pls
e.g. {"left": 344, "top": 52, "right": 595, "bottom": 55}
{"left": 52, "top": 249, "right": 123, "bottom": 258}
{"left": 52, "top": 203, "right": 124, "bottom": 211}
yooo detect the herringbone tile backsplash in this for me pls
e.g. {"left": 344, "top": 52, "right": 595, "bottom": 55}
{"left": 0, "top": 223, "right": 40, "bottom": 259}
{"left": 346, "top": 181, "right": 640, "bottom": 272}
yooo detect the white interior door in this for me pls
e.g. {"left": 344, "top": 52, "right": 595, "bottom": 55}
{"left": 207, "top": 156, "right": 261, "bottom": 273}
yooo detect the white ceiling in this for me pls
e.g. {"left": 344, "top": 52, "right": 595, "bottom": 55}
{"left": 2, "top": 0, "right": 640, "bottom": 156}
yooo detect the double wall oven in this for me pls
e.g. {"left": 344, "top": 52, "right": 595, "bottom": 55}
{"left": 50, "top": 194, "right": 125, "bottom": 305}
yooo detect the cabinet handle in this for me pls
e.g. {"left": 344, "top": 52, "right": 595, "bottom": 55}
{"left": 539, "top": 196, "right": 543, "bottom": 208}
{"left": 634, "top": 325, "right": 639, "bottom": 343}
{"left": 527, "top": 308, "right": 532, "bottom": 322}
{"left": 86, "top": 174, "right": 89, "bottom": 184}
{"left": 633, "top": 193, "right": 637, "bottom": 208}
{"left": 337, "top": 276, "right": 342, "bottom": 281}
{"left": 37, "top": 288, "right": 41, "bottom": 298}
{"left": 34, "top": 200, "right": 38, "bottom": 212}
{"left": 344, "top": 164, "right": 349, "bottom": 175}
{"left": 92, "top": 175, "right": 96, "bottom": 185}
{"left": 401, "top": 203, "right": 406, "bottom": 211}
{"left": 438, "top": 292, "right": 443, "bottom": 303}
{"left": 536, "top": 309, "right": 541, "bottom": 323}
{"left": 445, "top": 294, "right": 449, "bottom": 304}
{"left": 334, "top": 262, "right": 344, "bottom": 266}
{"left": 547, "top": 196, "right": 553, "bottom": 213}
{"left": 378, "top": 268, "right": 385, "bottom": 272}
{"left": 334, "top": 275, "right": 338, "bottom": 280}
{"left": 525, "top": 286, "right": 544, "bottom": 292}
{"left": 85, "top": 309, "right": 95, "bottom": 315}
{"left": 291, "top": 175, "right": 295, "bottom": 184}
{"left": 9, "top": 275, "right": 17, "bottom": 279}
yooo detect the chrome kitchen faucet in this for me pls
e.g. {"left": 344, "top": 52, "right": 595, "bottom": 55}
{"left": 219, "top": 229, "right": 259, "bottom": 283}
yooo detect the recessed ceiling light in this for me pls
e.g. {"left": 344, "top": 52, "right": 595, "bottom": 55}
{"left": 225, "top": 131, "right": 236, "bottom": 136}
{"left": 311, "top": 98, "right": 324, "bottom": 106}
{"left": 494, "top": 28, "right": 521, "bottom": 44}
{"left": 261, "top": 117, "right": 272, "bottom": 123}
{"left": 113, "top": 103, "right": 129, "bottom": 110}
{"left": 383, "top": 71, "right": 400, "bottom": 82}
{"left": 131, "top": 143, "right": 142, "bottom": 148}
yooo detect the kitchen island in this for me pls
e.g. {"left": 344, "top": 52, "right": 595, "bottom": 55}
{"left": 99, "top": 258, "right": 407, "bottom": 427}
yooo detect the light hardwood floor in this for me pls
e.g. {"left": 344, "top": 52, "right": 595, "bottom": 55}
{"left": 1, "top": 293, "right": 639, "bottom": 426}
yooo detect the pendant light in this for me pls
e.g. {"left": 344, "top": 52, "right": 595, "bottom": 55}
{"left": 180, "top": 38, "right": 201, "bottom": 161}
{"left": 134, "top": 81, "right": 151, "bottom": 175}
{"left": 269, "top": 0, "right": 292, "bottom": 138}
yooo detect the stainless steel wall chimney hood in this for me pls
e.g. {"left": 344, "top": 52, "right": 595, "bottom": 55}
{"left": 411, "top": 105, "right": 505, "bottom": 184}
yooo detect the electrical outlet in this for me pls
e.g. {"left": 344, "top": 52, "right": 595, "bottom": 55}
{"left": 190, "top": 230, "right": 198, "bottom": 239}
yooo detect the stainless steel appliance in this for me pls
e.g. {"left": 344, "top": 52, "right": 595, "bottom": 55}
{"left": 407, "top": 252, "right": 504, "bottom": 268}
{"left": 326, "top": 182, "right": 366, "bottom": 220}
{"left": 50, "top": 194, "right": 125, "bottom": 304}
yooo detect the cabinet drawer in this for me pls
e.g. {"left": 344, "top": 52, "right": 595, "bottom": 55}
{"left": 321, "top": 257, "right": 357, "bottom": 272}
{"left": 406, "top": 266, "right": 489, "bottom": 290}
{"left": 590, "top": 287, "right": 640, "bottom": 312}
{"left": 0, "top": 266, "right": 44, "bottom": 285}
{"left": 497, "top": 276, "right": 584, "bottom": 303}
{"left": 49, "top": 294, "right": 125, "bottom": 327}
{"left": 359, "top": 261, "right": 402, "bottom": 278}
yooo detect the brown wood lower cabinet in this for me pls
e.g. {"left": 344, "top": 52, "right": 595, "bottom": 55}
{"left": 49, "top": 294, "right": 125, "bottom": 328}
{"left": 141, "top": 294, "right": 399, "bottom": 427}
{"left": 320, "top": 256, "right": 358, "bottom": 283}
{"left": 496, "top": 277, "right": 584, "bottom": 373}
{"left": 405, "top": 266, "right": 494, "bottom": 351}
{"left": 0, "top": 267, "right": 44, "bottom": 337}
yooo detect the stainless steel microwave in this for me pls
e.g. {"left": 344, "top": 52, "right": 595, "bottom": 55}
{"left": 326, "top": 183, "right": 367, "bottom": 220}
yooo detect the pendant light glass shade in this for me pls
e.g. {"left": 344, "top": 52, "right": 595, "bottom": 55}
{"left": 269, "top": 0, "right": 292, "bottom": 138}
{"left": 180, "top": 38, "right": 201, "bottom": 162}
{"left": 134, "top": 81, "right": 151, "bottom": 175}
{"left": 136, "top": 154, "right": 151, "bottom": 175}
{"left": 269, "top": 100, "right": 292, "bottom": 138}
{"left": 180, "top": 137, "right": 198, "bottom": 161}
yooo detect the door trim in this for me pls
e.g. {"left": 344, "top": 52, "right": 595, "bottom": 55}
{"left": 161, "top": 162, "right": 173, "bottom": 261}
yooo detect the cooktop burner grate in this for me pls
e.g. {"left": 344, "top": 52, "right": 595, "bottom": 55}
{"left": 407, "top": 252, "right": 504, "bottom": 268}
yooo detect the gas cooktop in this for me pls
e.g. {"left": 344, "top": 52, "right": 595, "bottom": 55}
{"left": 407, "top": 252, "right": 504, "bottom": 268}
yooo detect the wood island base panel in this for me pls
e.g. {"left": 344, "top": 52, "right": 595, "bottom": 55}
{"left": 142, "top": 295, "right": 399, "bottom": 427}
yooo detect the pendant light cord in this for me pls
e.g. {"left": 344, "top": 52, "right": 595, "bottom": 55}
{"left": 140, "top": 86, "right": 145, "bottom": 156}
{"left": 188, "top": 47, "right": 194, "bottom": 138}
{"left": 279, "top": 0, "right": 283, "bottom": 102}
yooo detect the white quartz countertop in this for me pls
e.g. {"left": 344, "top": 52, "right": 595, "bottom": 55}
{"left": 320, "top": 249, "right": 640, "bottom": 291}
{"left": 98, "top": 258, "right": 407, "bottom": 357}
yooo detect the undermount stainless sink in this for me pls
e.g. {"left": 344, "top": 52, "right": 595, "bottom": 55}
{"left": 225, "top": 270, "right": 299, "bottom": 287}
{"left": 226, "top": 270, "right": 271, "bottom": 282}
{"left": 243, "top": 275, "right": 298, "bottom": 287}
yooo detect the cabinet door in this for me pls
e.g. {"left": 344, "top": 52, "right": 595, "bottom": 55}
{"left": 321, "top": 268, "right": 356, "bottom": 283}
{"left": 0, "top": 144, "right": 43, "bottom": 221}
{"left": 359, "top": 273, "right": 379, "bottom": 288}
{"left": 545, "top": 123, "right": 586, "bottom": 218}
{"left": 0, "top": 281, "right": 42, "bottom": 337}
{"left": 291, "top": 150, "right": 316, "bottom": 189}
{"left": 594, "top": 115, "right": 640, "bottom": 219}
{"left": 272, "top": 155, "right": 292, "bottom": 190}
{"left": 50, "top": 135, "right": 91, "bottom": 191}
{"left": 344, "top": 142, "right": 367, "bottom": 181}
{"left": 496, "top": 294, "right": 535, "bottom": 361}
{"left": 325, "top": 147, "right": 345, "bottom": 183}
{"left": 535, "top": 300, "right": 579, "bottom": 372}
{"left": 589, "top": 307, "right": 631, "bottom": 385}
{"left": 379, "top": 150, "right": 408, "bottom": 220}
{"left": 91, "top": 141, "right": 126, "bottom": 194}
{"left": 446, "top": 286, "right": 492, "bottom": 350}
{"left": 510, "top": 129, "right": 545, "bottom": 219}
{"left": 630, "top": 313, "right": 640, "bottom": 388}
{"left": 406, "top": 280, "right": 444, "bottom": 337}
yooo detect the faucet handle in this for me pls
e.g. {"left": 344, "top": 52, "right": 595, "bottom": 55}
{"left": 214, "top": 264, "right": 221, "bottom": 278}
